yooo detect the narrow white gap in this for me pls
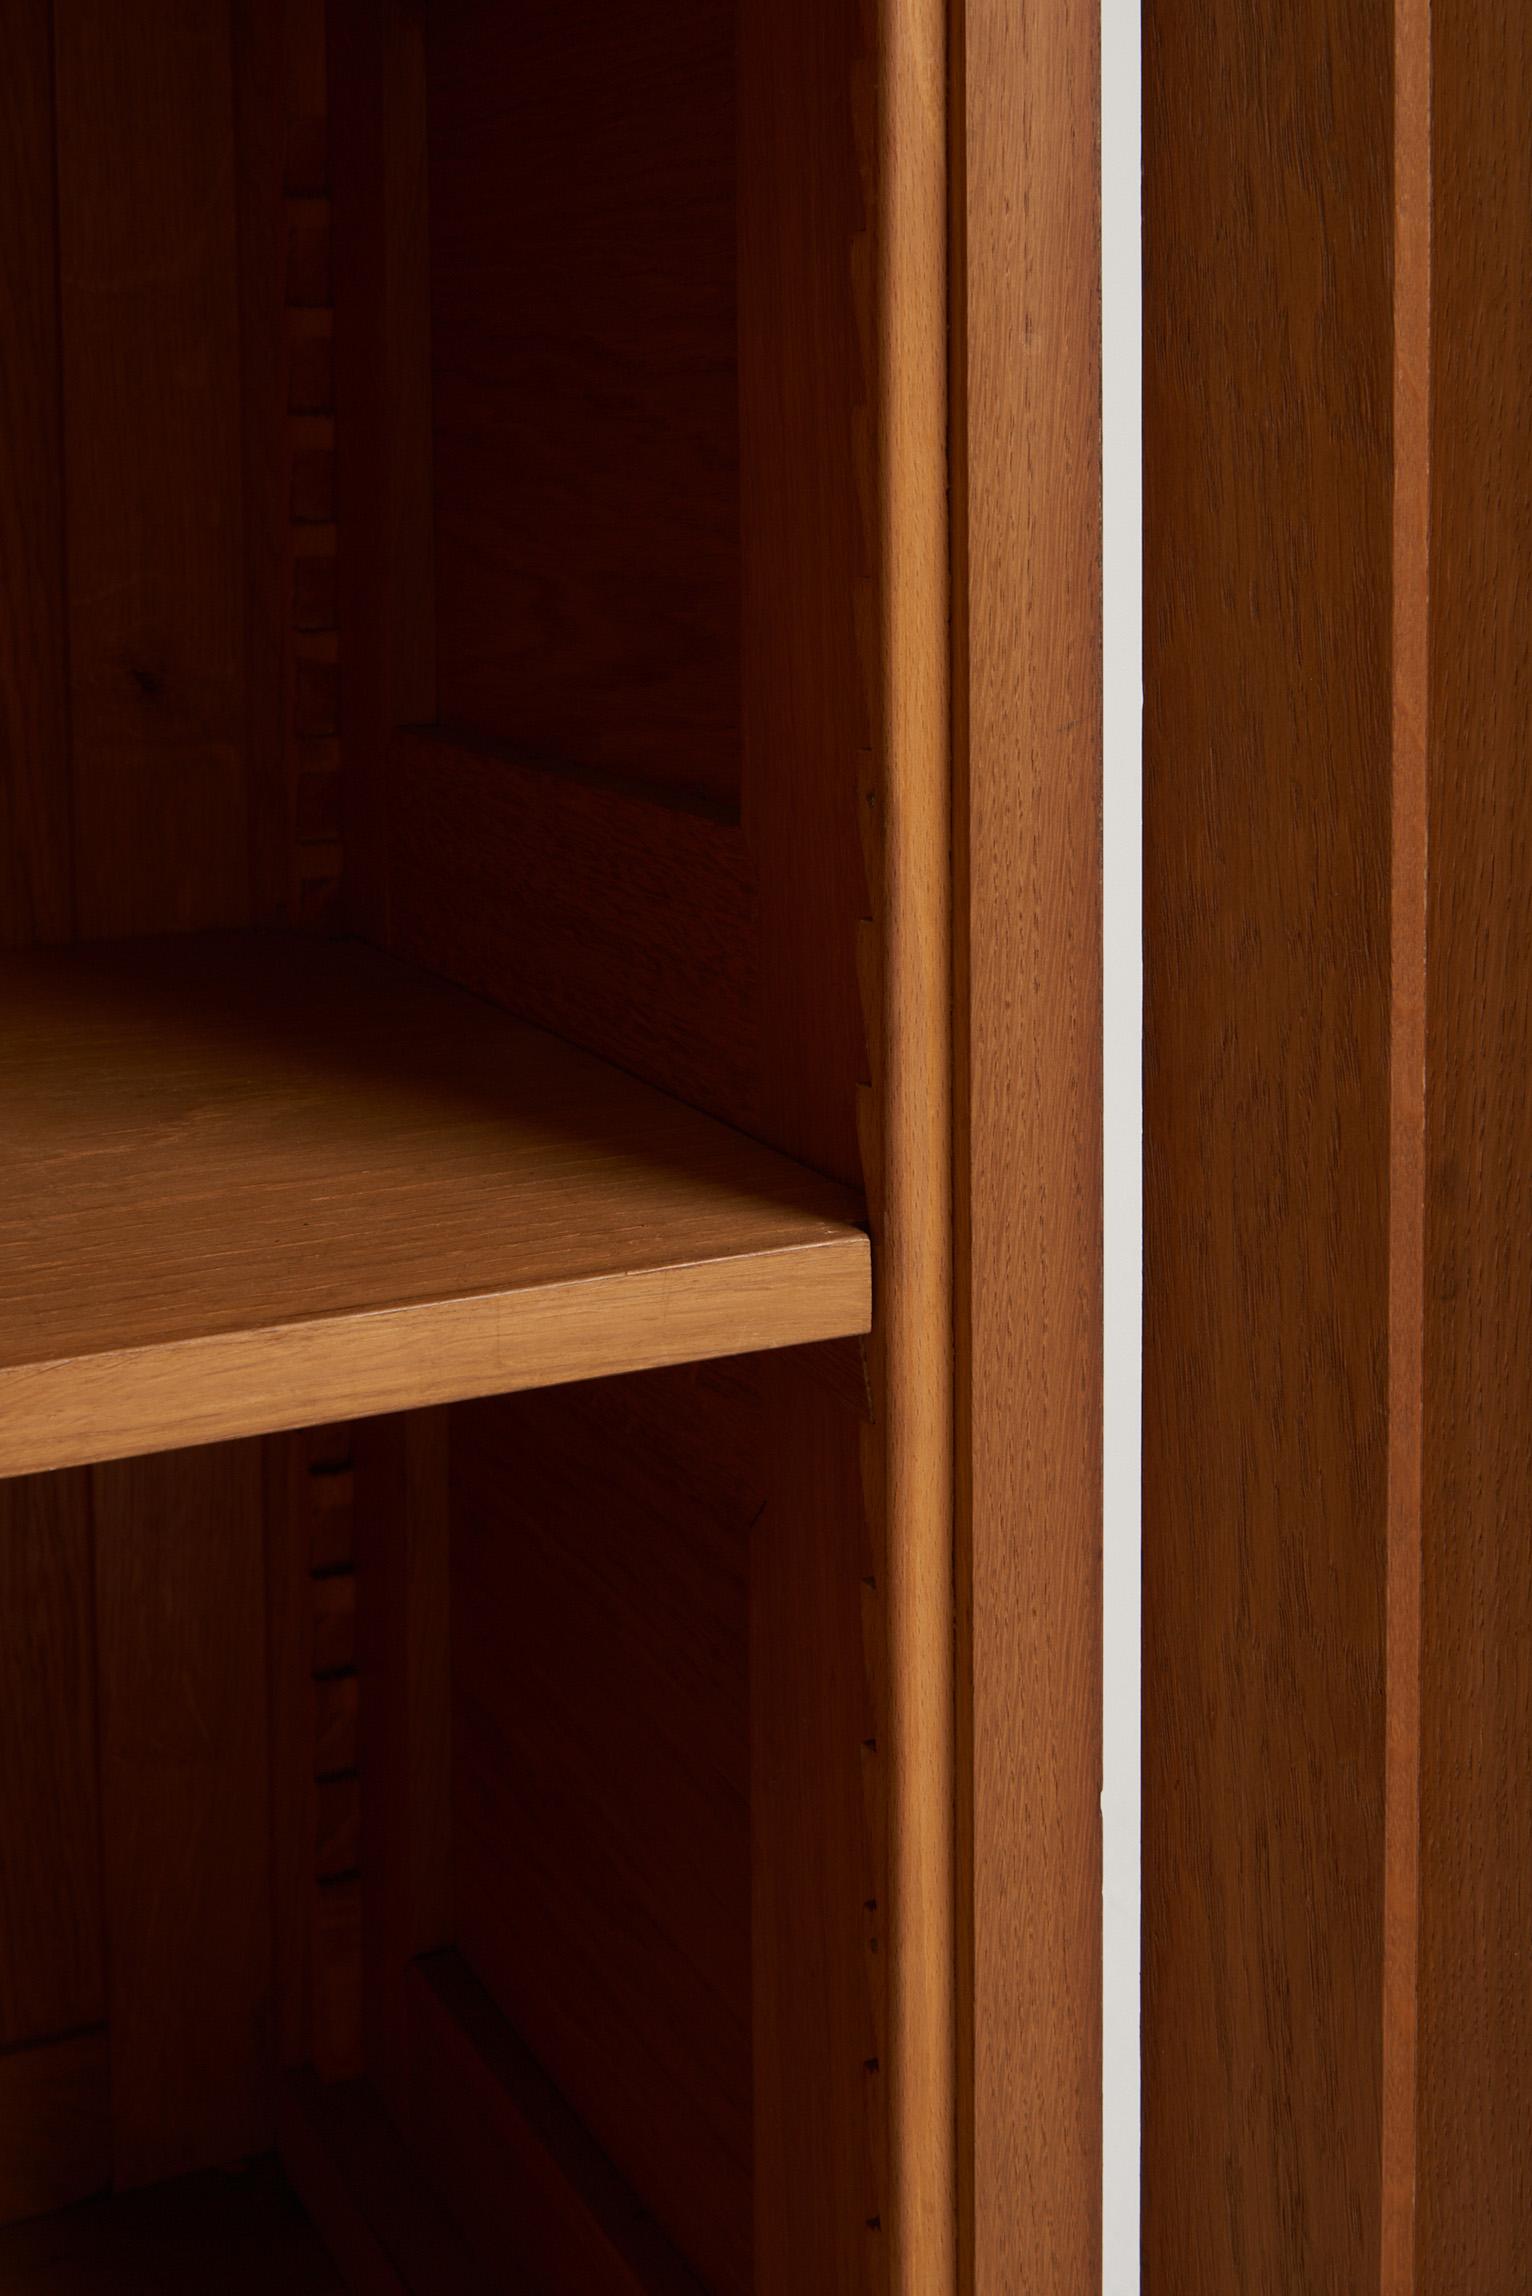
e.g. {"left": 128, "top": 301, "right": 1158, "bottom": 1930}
{"left": 1101, "top": 0, "right": 1143, "bottom": 2287}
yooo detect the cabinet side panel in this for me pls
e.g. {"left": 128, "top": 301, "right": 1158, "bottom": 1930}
{"left": 1142, "top": 0, "right": 1394, "bottom": 2284}
{"left": 1417, "top": 0, "right": 1532, "bottom": 2277}
{"left": 739, "top": 0, "right": 906, "bottom": 2282}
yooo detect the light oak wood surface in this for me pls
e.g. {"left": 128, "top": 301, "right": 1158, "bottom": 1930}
{"left": 952, "top": 1, "right": 1102, "bottom": 2287}
{"left": 875, "top": 1, "right": 956, "bottom": 2289}
{"left": 0, "top": 932, "right": 869, "bottom": 1478}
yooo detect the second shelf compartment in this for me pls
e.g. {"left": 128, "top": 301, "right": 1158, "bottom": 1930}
{"left": 0, "top": 931, "right": 870, "bottom": 1478}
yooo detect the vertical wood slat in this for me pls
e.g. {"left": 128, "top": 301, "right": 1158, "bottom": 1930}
{"left": 53, "top": 0, "right": 249, "bottom": 936}
{"left": 0, "top": 0, "right": 72, "bottom": 947}
{"left": 1381, "top": 0, "right": 1432, "bottom": 2281}
{"left": 1415, "top": 0, "right": 1532, "bottom": 2280}
{"left": 873, "top": 2, "right": 956, "bottom": 2292}
{"left": 1143, "top": 0, "right": 1395, "bottom": 2285}
{"left": 94, "top": 1442, "right": 273, "bottom": 2189}
{"left": 950, "top": 1, "right": 1102, "bottom": 2290}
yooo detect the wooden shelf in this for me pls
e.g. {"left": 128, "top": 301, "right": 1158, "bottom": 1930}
{"left": 0, "top": 933, "right": 870, "bottom": 1478}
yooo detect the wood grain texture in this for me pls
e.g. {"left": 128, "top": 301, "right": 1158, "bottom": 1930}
{"left": 1381, "top": 0, "right": 1431, "bottom": 2281}
{"left": 0, "top": 2157, "right": 342, "bottom": 2294}
{"left": 451, "top": 1368, "right": 754, "bottom": 2295}
{"left": 1143, "top": 0, "right": 1394, "bottom": 2283}
{"left": 93, "top": 1442, "right": 274, "bottom": 2188}
{"left": 408, "top": 1951, "right": 711, "bottom": 2296}
{"left": 53, "top": 0, "right": 250, "bottom": 934}
{"left": 950, "top": 3, "right": 1101, "bottom": 2289}
{"left": 426, "top": 0, "right": 739, "bottom": 807}
{"left": 0, "top": 0, "right": 72, "bottom": 947}
{"left": 0, "top": 1471, "right": 104, "bottom": 2052}
{"left": 873, "top": 3, "right": 955, "bottom": 2289}
{"left": 0, "top": 933, "right": 869, "bottom": 1477}
{"left": 0, "top": 2029, "right": 110, "bottom": 2229}
{"left": 1415, "top": 0, "right": 1532, "bottom": 2278}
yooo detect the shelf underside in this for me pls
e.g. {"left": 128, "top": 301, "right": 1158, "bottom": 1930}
{"left": 0, "top": 933, "right": 870, "bottom": 1477}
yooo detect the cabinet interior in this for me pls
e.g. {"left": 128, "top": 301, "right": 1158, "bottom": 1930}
{"left": 0, "top": 3, "right": 884, "bottom": 2289}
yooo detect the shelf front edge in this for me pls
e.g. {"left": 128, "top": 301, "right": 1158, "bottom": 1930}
{"left": 0, "top": 1236, "right": 870, "bottom": 1480}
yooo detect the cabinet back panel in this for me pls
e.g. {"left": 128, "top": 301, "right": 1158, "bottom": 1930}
{"left": 426, "top": 0, "right": 740, "bottom": 809}
{"left": 451, "top": 1368, "right": 753, "bottom": 2296}
{"left": 0, "top": 1473, "right": 104, "bottom": 2051}
{"left": 0, "top": 0, "right": 328, "bottom": 942}
{"left": 0, "top": 0, "right": 72, "bottom": 947}
{"left": 54, "top": 0, "right": 250, "bottom": 935}
{"left": 329, "top": 7, "right": 884, "bottom": 2286}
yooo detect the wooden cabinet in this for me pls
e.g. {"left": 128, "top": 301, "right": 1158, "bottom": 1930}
{"left": 0, "top": 3, "right": 1100, "bottom": 2290}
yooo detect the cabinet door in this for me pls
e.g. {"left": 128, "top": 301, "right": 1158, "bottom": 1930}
{"left": 1145, "top": 0, "right": 1532, "bottom": 2284}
